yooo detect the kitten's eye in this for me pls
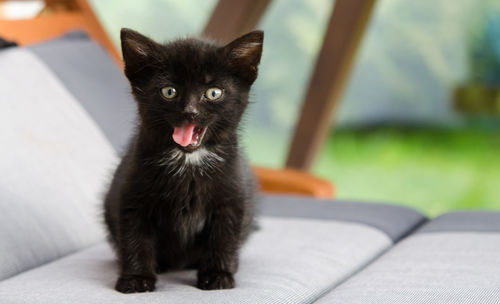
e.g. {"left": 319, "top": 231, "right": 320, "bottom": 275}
{"left": 205, "top": 87, "right": 223, "bottom": 101}
{"left": 161, "top": 87, "right": 177, "bottom": 99}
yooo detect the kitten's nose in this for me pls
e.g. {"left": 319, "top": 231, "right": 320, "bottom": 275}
{"left": 183, "top": 105, "right": 199, "bottom": 121}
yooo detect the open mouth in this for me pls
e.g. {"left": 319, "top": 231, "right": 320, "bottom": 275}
{"left": 172, "top": 123, "right": 208, "bottom": 150}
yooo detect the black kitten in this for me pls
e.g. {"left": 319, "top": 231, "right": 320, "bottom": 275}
{"left": 104, "top": 28, "right": 263, "bottom": 293}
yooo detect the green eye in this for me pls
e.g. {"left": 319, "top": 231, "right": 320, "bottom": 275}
{"left": 161, "top": 86, "right": 177, "bottom": 99}
{"left": 205, "top": 87, "right": 223, "bottom": 101}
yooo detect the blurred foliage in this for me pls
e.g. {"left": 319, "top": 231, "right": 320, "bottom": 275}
{"left": 468, "top": 11, "right": 500, "bottom": 86}
{"left": 453, "top": 7, "right": 500, "bottom": 115}
{"left": 313, "top": 128, "right": 500, "bottom": 216}
{"left": 337, "top": 0, "right": 500, "bottom": 128}
{"left": 454, "top": 84, "right": 500, "bottom": 115}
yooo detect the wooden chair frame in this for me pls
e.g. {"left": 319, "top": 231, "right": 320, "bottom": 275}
{"left": 0, "top": 0, "right": 121, "bottom": 65}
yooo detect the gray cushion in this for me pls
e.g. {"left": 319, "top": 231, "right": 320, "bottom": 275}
{"left": 316, "top": 211, "right": 500, "bottom": 304}
{"left": 29, "top": 31, "right": 136, "bottom": 154}
{"left": 417, "top": 211, "right": 500, "bottom": 233}
{"left": 260, "top": 195, "right": 425, "bottom": 242}
{"left": 0, "top": 47, "right": 117, "bottom": 280}
{"left": 0, "top": 217, "right": 394, "bottom": 304}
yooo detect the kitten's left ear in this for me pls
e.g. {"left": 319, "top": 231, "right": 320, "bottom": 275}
{"left": 223, "top": 30, "right": 264, "bottom": 84}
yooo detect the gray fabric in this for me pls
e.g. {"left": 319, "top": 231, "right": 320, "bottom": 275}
{"left": 0, "top": 217, "right": 392, "bottom": 304}
{"left": 29, "top": 31, "right": 136, "bottom": 154}
{"left": 260, "top": 195, "right": 426, "bottom": 242}
{"left": 316, "top": 232, "right": 500, "bottom": 304}
{"left": 418, "top": 211, "right": 500, "bottom": 233}
{"left": 0, "top": 48, "right": 117, "bottom": 280}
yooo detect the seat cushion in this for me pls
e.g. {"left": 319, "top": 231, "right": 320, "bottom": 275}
{"left": 316, "top": 211, "right": 500, "bottom": 304}
{"left": 259, "top": 195, "right": 425, "bottom": 242}
{"left": 0, "top": 196, "right": 425, "bottom": 304}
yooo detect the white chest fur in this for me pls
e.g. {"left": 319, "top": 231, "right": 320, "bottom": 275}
{"left": 158, "top": 147, "right": 224, "bottom": 176}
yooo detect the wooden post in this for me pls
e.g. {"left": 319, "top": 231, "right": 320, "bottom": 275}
{"left": 203, "top": 0, "right": 271, "bottom": 43}
{"left": 285, "top": 0, "right": 376, "bottom": 171}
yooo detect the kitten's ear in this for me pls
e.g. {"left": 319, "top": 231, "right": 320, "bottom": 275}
{"left": 223, "top": 30, "right": 264, "bottom": 84}
{"left": 120, "top": 28, "right": 162, "bottom": 78}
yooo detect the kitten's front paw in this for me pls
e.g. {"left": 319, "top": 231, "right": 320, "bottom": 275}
{"left": 197, "top": 271, "right": 235, "bottom": 290}
{"left": 115, "top": 275, "right": 156, "bottom": 293}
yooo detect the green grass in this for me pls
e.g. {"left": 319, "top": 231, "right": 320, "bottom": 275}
{"left": 313, "top": 128, "right": 500, "bottom": 216}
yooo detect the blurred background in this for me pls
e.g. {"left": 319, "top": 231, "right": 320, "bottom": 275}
{"left": 3, "top": 0, "right": 499, "bottom": 216}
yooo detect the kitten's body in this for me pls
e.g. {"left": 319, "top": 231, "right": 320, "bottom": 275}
{"left": 104, "top": 29, "right": 263, "bottom": 293}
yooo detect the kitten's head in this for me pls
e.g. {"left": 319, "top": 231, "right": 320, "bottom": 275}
{"left": 120, "top": 28, "right": 263, "bottom": 152}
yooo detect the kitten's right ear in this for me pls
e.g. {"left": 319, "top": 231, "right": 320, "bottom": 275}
{"left": 120, "top": 28, "right": 161, "bottom": 77}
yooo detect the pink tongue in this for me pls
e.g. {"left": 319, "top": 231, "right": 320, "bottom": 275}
{"left": 172, "top": 124, "right": 196, "bottom": 147}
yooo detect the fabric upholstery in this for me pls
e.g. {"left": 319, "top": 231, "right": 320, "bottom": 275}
{"left": 0, "top": 217, "right": 392, "bottom": 304}
{"left": 316, "top": 212, "right": 500, "bottom": 304}
{"left": 260, "top": 195, "right": 426, "bottom": 242}
{"left": 0, "top": 48, "right": 117, "bottom": 280}
{"left": 29, "top": 31, "right": 136, "bottom": 154}
{"left": 417, "top": 211, "right": 500, "bottom": 233}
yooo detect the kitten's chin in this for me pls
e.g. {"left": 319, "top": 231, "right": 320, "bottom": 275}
{"left": 172, "top": 123, "right": 208, "bottom": 151}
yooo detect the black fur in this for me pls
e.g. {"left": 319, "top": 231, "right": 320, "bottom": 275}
{"left": 104, "top": 28, "right": 263, "bottom": 293}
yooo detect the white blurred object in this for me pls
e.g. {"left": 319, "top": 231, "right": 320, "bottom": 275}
{"left": 0, "top": 0, "right": 44, "bottom": 19}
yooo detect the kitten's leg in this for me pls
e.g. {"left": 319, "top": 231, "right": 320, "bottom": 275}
{"left": 155, "top": 253, "right": 170, "bottom": 274}
{"left": 197, "top": 209, "right": 241, "bottom": 290}
{"left": 115, "top": 220, "right": 157, "bottom": 293}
